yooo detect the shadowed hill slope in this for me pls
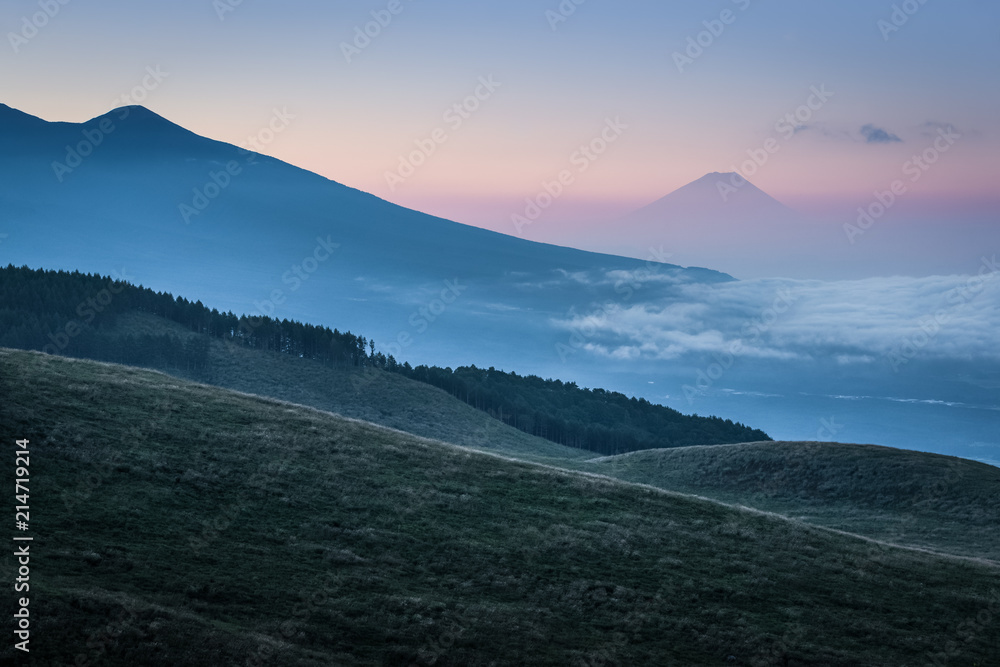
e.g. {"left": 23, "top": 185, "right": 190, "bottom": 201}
{"left": 584, "top": 441, "right": 1000, "bottom": 560}
{"left": 1, "top": 349, "right": 998, "bottom": 666}
{"left": 192, "top": 318, "right": 592, "bottom": 466}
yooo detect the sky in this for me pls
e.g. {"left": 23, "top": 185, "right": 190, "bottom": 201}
{"left": 3, "top": 0, "right": 998, "bottom": 236}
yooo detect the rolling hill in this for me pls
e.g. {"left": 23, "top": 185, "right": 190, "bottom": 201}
{"left": 584, "top": 441, "right": 1000, "bottom": 561}
{"left": 167, "top": 315, "right": 592, "bottom": 467}
{"left": 2, "top": 349, "right": 999, "bottom": 665}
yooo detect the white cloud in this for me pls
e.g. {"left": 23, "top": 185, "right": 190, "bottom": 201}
{"left": 549, "top": 260, "right": 1000, "bottom": 364}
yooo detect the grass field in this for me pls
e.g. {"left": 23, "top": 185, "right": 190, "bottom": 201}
{"left": 117, "top": 311, "right": 593, "bottom": 466}
{"left": 583, "top": 441, "right": 1000, "bottom": 562}
{"left": 2, "top": 348, "right": 999, "bottom": 666}
{"left": 112, "top": 314, "right": 1000, "bottom": 566}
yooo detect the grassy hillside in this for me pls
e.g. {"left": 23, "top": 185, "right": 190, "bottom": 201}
{"left": 2, "top": 349, "right": 999, "bottom": 666}
{"left": 585, "top": 441, "right": 1000, "bottom": 561}
{"left": 113, "top": 311, "right": 591, "bottom": 466}
{"left": 136, "top": 311, "right": 1000, "bottom": 562}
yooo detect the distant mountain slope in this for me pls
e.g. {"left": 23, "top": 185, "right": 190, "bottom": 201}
{"left": 623, "top": 172, "right": 799, "bottom": 229}
{"left": 585, "top": 441, "right": 1000, "bottom": 560}
{"left": 2, "top": 349, "right": 998, "bottom": 666}
{"left": 0, "top": 103, "right": 731, "bottom": 373}
{"left": 569, "top": 172, "right": 809, "bottom": 278}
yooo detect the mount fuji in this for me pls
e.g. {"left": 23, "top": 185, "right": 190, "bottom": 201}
{"left": 625, "top": 172, "right": 799, "bottom": 228}
{"left": 567, "top": 172, "right": 809, "bottom": 279}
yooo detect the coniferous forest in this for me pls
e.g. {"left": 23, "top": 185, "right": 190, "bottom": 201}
{"left": 0, "top": 265, "right": 769, "bottom": 454}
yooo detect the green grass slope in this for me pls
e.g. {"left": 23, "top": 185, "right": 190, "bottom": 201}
{"left": 2, "top": 349, "right": 999, "bottom": 666}
{"left": 585, "top": 441, "right": 1000, "bottom": 561}
{"left": 119, "top": 311, "right": 592, "bottom": 466}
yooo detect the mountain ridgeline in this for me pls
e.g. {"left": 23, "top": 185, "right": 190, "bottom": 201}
{"left": 0, "top": 265, "right": 769, "bottom": 455}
